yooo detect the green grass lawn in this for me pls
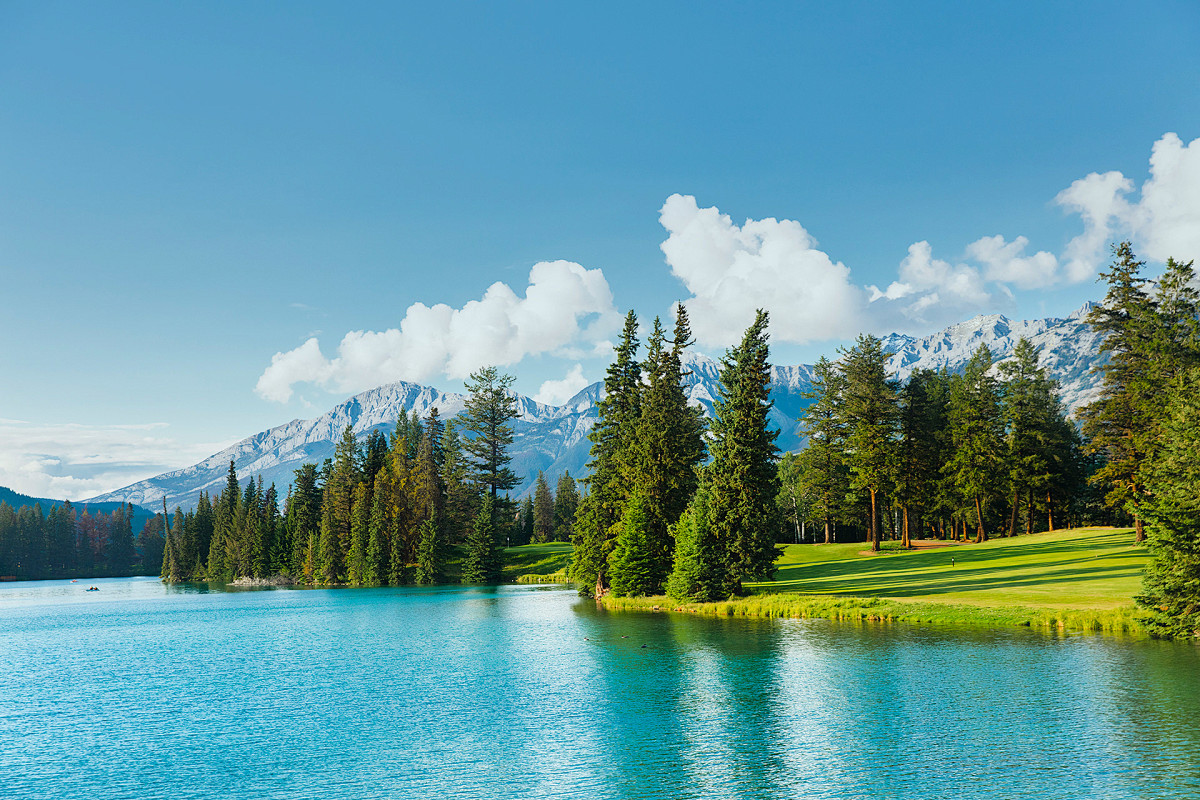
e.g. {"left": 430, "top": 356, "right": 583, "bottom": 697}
{"left": 753, "top": 527, "right": 1145, "bottom": 610}
{"left": 601, "top": 527, "right": 1151, "bottom": 635}
{"left": 502, "top": 542, "right": 573, "bottom": 583}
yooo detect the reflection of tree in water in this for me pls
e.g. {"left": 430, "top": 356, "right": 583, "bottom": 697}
{"left": 664, "top": 612, "right": 790, "bottom": 799}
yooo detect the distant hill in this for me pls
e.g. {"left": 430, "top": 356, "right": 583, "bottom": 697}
{"left": 0, "top": 486, "right": 154, "bottom": 534}
{"left": 87, "top": 304, "right": 1105, "bottom": 512}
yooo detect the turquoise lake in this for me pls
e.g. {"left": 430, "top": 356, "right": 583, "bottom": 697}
{"left": 1, "top": 577, "right": 1198, "bottom": 800}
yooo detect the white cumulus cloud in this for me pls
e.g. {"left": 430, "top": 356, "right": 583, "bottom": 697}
{"left": 659, "top": 193, "right": 866, "bottom": 348}
{"left": 966, "top": 234, "right": 1060, "bottom": 289}
{"left": 256, "top": 260, "right": 620, "bottom": 403}
{"left": 533, "top": 363, "right": 590, "bottom": 406}
{"left": 1057, "top": 132, "right": 1200, "bottom": 279}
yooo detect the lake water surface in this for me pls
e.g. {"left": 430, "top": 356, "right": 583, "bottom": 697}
{"left": 1, "top": 577, "right": 1197, "bottom": 800}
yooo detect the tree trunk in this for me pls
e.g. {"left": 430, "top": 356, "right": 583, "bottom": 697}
{"left": 869, "top": 489, "right": 880, "bottom": 552}
{"left": 974, "top": 495, "right": 987, "bottom": 543}
{"left": 791, "top": 489, "right": 801, "bottom": 543}
{"left": 823, "top": 514, "right": 832, "bottom": 545}
{"left": 1046, "top": 491, "right": 1055, "bottom": 533}
{"left": 902, "top": 506, "right": 911, "bottom": 549}
{"left": 1134, "top": 516, "right": 1145, "bottom": 544}
{"left": 1008, "top": 491, "right": 1019, "bottom": 537}
{"left": 1026, "top": 489, "right": 1033, "bottom": 535}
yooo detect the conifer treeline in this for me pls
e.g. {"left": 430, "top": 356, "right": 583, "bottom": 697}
{"left": 161, "top": 367, "right": 545, "bottom": 586}
{"left": 0, "top": 502, "right": 143, "bottom": 580}
{"left": 777, "top": 336, "right": 1087, "bottom": 548}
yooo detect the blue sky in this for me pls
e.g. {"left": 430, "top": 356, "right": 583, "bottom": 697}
{"left": 2, "top": 1, "right": 1199, "bottom": 499}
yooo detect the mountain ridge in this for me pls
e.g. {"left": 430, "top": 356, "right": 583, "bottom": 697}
{"left": 87, "top": 304, "right": 1104, "bottom": 511}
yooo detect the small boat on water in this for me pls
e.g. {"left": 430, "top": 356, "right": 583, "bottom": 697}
{"left": 85, "top": 586, "right": 99, "bottom": 592}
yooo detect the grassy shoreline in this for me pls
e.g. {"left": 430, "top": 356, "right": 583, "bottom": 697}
{"left": 599, "top": 592, "right": 1146, "bottom": 636}
{"left": 559, "top": 527, "right": 1152, "bottom": 636}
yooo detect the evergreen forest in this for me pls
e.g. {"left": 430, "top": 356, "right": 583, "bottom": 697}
{"left": 6, "top": 242, "right": 1199, "bottom": 638}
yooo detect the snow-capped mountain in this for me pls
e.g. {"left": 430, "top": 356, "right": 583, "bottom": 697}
{"left": 87, "top": 304, "right": 1105, "bottom": 511}
{"left": 880, "top": 301, "right": 1105, "bottom": 410}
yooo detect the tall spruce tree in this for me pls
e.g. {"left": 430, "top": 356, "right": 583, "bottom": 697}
{"left": 532, "top": 471, "right": 554, "bottom": 543}
{"left": 799, "top": 356, "right": 849, "bottom": 544}
{"left": 1080, "top": 242, "right": 1158, "bottom": 542}
{"left": 999, "top": 339, "right": 1059, "bottom": 536}
{"left": 285, "top": 464, "right": 322, "bottom": 577}
{"left": 666, "top": 481, "right": 734, "bottom": 602}
{"left": 571, "top": 310, "right": 642, "bottom": 596}
{"left": 207, "top": 461, "right": 240, "bottom": 580}
{"left": 414, "top": 516, "right": 447, "bottom": 585}
{"left": 553, "top": 472, "right": 580, "bottom": 542}
{"left": 895, "top": 368, "right": 949, "bottom": 546}
{"left": 945, "top": 345, "right": 1005, "bottom": 542}
{"left": 461, "top": 495, "right": 502, "bottom": 584}
{"left": 839, "top": 335, "right": 899, "bottom": 551}
{"left": 346, "top": 481, "right": 372, "bottom": 585}
{"left": 462, "top": 367, "right": 520, "bottom": 502}
{"left": 708, "top": 310, "right": 780, "bottom": 582}
{"left": 632, "top": 308, "right": 707, "bottom": 588}
{"left": 516, "top": 495, "right": 534, "bottom": 547}
{"left": 607, "top": 490, "right": 658, "bottom": 597}
{"left": 1136, "top": 367, "right": 1200, "bottom": 638}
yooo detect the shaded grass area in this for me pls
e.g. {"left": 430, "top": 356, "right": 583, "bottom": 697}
{"left": 600, "top": 527, "right": 1150, "bottom": 636}
{"left": 503, "top": 542, "right": 573, "bottom": 584}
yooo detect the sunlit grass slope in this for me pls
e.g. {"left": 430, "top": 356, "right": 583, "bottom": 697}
{"left": 756, "top": 527, "right": 1145, "bottom": 610}
{"left": 602, "top": 527, "right": 1149, "bottom": 635}
{"left": 503, "top": 542, "right": 573, "bottom": 583}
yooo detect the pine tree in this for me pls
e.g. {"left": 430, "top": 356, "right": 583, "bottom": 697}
{"left": 632, "top": 307, "right": 707, "bottom": 588}
{"left": 188, "top": 492, "right": 213, "bottom": 578}
{"left": 440, "top": 420, "right": 476, "bottom": 546}
{"left": 461, "top": 495, "right": 502, "bottom": 584}
{"left": 708, "top": 310, "right": 781, "bottom": 582}
{"left": 799, "top": 356, "right": 850, "bottom": 544}
{"left": 105, "top": 504, "right": 137, "bottom": 576}
{"left": 666, "top": 482, "right": 734, "bottom": 602}
{"left": 346, "top": 481, "right": 372, "bottom": 585}
{"left": 207, "top": 461, "right": 240, "bottom": 580}
{"left": 462, "top": 367, "right": 521, "bottom": 503}
{"left": 414, "top": 516, "right": 447, "bottom": 585}
{"left": 516, "top": 495, "right": 535, "bottom": 547}
{"left": 285, "top": 464, "right": 322, "bottom": 578}
{"left": 532, "top": 471, "right": 554, "bottom": 543}
{"left": 1136, "top": 367, "right": 1200, "bottom": 638}
{"left": 159, "top": 508, "right": 179, "bottom": 582}
{"left": 1080, "top": 242, "right": 1159, "bottom": 542}
{"left": 608, "top": 491, "right": 658, "bottom": 597}
{"left": 839, "top": 335, "right": 899, "bottom": 552}
{"left": 999, "top": 339, "right": 1060, "bottom": 536}
{"left": 945, "top": 345, "right": 1005, "bottom": 542}
{"left": 364, "top": 470, "right": 392, "bottom": 585}
{"left": 553, "top": 472, "right": 580, "bottom": 542}
{"left": 895, "top": 368, "right": 949, "bottom": 546}
{"left": 571, "top": 310, "right": 641, "bottom": 596}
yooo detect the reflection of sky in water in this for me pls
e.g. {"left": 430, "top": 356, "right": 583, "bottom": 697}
{"left": 0, "top": 581, "right": 1198, "bottom": 800}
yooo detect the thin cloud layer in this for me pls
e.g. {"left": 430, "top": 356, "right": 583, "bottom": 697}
{"left": 0, "top": 420, "right": 224, "bottom": 501}
{"left": 256, "top": 260, "right": 621, "bottom": 403}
